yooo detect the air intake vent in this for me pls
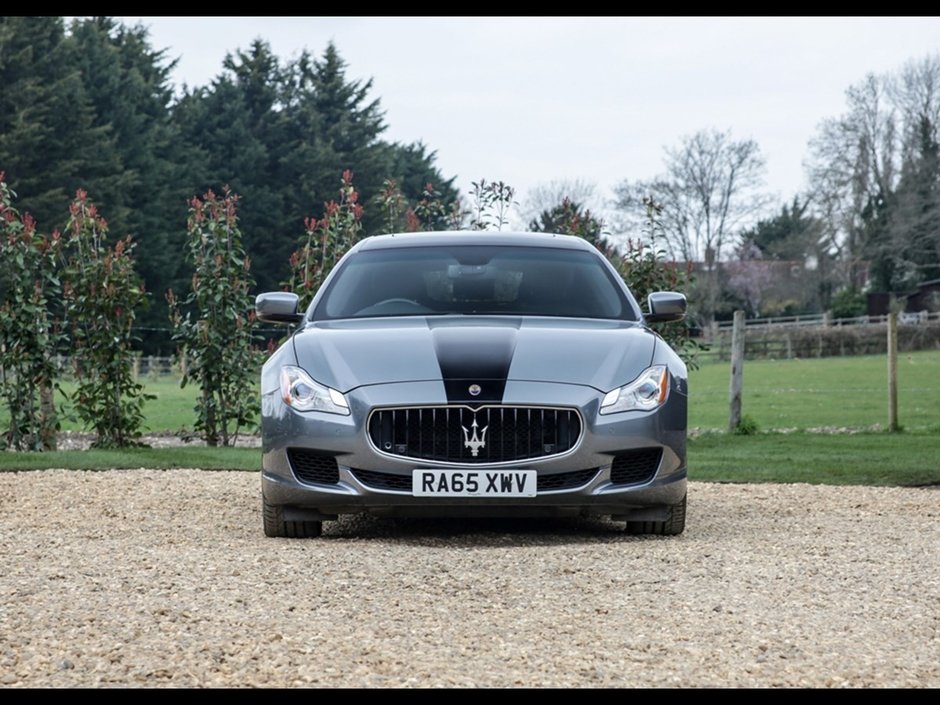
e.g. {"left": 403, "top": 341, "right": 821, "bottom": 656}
{"left": 610, "top": 448, "right": 662, "bottom": 485}
{"left": 287, "top": 448, "right": 340, "bottom": 485}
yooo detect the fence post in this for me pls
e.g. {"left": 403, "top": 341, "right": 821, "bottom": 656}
{"left": 729, "top": 310, "right": 745, "bottom": 432}
{"left": 887, "top": 311, "right": 899, "bottom": 432}
{"left": 40, "top": 380, "right": 56, "bottom": 451}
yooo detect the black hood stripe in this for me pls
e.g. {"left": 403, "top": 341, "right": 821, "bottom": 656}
{"left": 431, "top": 323, "right": 517, "bottom": 405}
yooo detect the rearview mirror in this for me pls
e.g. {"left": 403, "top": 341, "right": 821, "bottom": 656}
{"left": 256, "top": 292, "right": 304, "bottom": 325}
{"left": 646, "top": 291, "right": 686, "bottom": 323}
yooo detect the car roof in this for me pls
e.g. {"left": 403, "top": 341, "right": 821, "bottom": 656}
{"left": 355, "top": 231, "right": 598, "bottom": 251}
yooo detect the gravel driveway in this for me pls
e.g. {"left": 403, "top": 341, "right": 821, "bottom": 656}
{"left": 0, "top": 470, "right": 936, "bottom": 687}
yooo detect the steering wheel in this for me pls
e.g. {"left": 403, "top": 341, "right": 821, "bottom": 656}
{"left": 374, "top": 298, "right": 422, "bottom": 307}
{"left": 353, "top": 298, "right": 434, "bottom": 316}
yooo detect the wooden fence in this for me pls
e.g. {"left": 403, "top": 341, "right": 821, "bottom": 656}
{"left": 701, "top": 313, "right": 940, "bottom": 362}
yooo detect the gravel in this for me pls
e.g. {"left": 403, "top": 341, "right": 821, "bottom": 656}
{"left": 0, "top": 470, "right": 937, "bottom": 687}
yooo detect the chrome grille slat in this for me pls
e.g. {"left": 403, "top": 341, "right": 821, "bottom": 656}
{"left": 367, "top": 405, "right": 582, "bottom": 464}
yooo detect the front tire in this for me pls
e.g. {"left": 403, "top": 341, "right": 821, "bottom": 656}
{"left": 626, "top": 494, "right": 686, "bottom": 536}
{"left": 262, "top": 493, "right": 322, "bottom": 538}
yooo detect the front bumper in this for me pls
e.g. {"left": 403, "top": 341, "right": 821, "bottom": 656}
{"left": 261, "top": 380, "right": 687, "bottom": 521}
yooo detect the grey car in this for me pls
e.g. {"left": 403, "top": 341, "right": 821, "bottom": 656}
{"left": 256, "top": 231, "right": 688, "bottom": 537}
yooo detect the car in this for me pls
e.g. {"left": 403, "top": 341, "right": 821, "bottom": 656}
{"left": 256, "top": 231, "right": 689, "bottom": 537}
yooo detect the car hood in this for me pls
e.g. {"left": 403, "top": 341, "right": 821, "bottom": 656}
{"left": 292, "top": 316, "right": 656, "bottom": 396}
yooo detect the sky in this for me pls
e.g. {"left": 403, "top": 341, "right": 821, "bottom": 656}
{"left": 118, "top": 16, "right": 940, "bottom": 220}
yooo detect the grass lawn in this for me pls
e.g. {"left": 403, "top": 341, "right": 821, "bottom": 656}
{"left": 0, "top": 377, "right": 218, "bottom": 434}
{"left": 689, "top": 431, "right": 940, "bottom": 486}
{"left": 0, "top": 446, "right": 259, "bottom": 471}
{"left": 688, "top": 349, "right": 940, "bottom": 432}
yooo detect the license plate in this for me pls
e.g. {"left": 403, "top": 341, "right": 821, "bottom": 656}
{"left": 412, "top": 469, "right": 537, "bottom": 497}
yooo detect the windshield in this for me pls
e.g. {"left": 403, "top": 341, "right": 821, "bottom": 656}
{"left": 312, "top": 245, "right": 636, "bottom": 321}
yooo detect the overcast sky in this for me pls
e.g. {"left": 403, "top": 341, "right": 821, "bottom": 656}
{"left": 118, "top": 16, "right": 940, "bottom": 218}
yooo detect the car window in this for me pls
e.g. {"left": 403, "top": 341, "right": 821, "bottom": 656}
{"left": 313, "top": 245, "right": 636, "bottom": 321}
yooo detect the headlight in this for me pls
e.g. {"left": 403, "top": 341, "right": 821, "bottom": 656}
{"left": 279, "top": 366, "right": 349, "bottom": 415}
{"left": 599, "top": 365, "right": 669, "bottom": 414}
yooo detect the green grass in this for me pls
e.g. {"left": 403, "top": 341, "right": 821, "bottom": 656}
{"left": 689, "top": 431, "right": 940, "bottom": 486}
{"left": 0, "top": 446, "right": 259, "bottom": 471}
{"left": 0, "top": 377, "right": 219, "bottom": 434}
{"left": 689, "top": 349, "right": 940, "bottom": 431}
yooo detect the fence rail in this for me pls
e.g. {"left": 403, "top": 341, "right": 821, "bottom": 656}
{"left": 51, "top": 354, "right": 185, "bottom": 380}
{"left": 700, "top": 314, "right": 940, "bottom": 362}
{"left": 712, "top": 310, "right": 940, "bottom": 332}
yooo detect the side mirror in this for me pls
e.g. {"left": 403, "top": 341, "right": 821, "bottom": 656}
{"left": 256, "top": 292, "right": 304, "bottom": 325}
{"left": 646, "top": 291, "right": 687, "bottom": 323}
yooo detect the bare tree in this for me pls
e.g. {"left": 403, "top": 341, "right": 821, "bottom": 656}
{"left": 807, "top": 73, "right": 898, "bottom": 291}
{"left": 520, "top": 178, "right": 598, "bottom": 227}
{"left": 890, "top": 55, "right": 940, "bottom": 155}
{"left": 613, "top": 129, "right": 769, "bottom": 263}
{"left": 807, "top": 55, "right": 940, "bottom": 293}
{"left": 612, "top": 128, "right": 770, "bottom": 321}
{"left": 888, "top": 55, "right": 940, "bottom": 287}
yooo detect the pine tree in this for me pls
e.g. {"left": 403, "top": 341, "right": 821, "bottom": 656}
{"left": 0, "top": 17, "right": 121, "bottom": 231}
{"left": 66, "top": 17, "right": 184, "bottom": 347}
{"left": 174, "top": 40, "right": 288, "bottom": 292}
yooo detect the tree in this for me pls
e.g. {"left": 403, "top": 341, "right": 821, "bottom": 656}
{"left": 468, "top": 179, "right": 516, "bottom": 231}
{"left": 614, "top": 128, "right": 770, "bottom": 322}
{"left": 889, "top": 115, "right": 940, "bottom": 287}
{"left": 520, "top": 178, "right": 599, "bottom": 228}
{"left": 61, "top": 189, "right": 149, "bottom": 448}
{"left": 67, "top": 17, "right": 184, "bottom": 345}
{"left": 379, "top": 143, "right": 459, "bottom": 231}
{"left": 2, "top": 21, "right": 459, "bottom": 336}
{"left": 175, "top": 40, "right": 458, "bottom": 292}
{"left": 173, "top": 40, "right": 288, "bottom": 293}
{"left": 286, "top": 170, "right": 364, "bottom": 310}
{"left": 0, "top": 173, "right": 63, "bottom": 450}
{"left": 167, "top": 188, "right": 259, "bottom": 447}
{"left": 808, "top": 73, "right": 898, "bottom": 292}
{"left": 806, "top": 54, "right": 940, "bottom": 294}
{"left": 615, "top": 129, "right": 769, "bottom": 263}
{"left": 0, "top": 17, "right": 121, "bottom": 231}
{"left": 529, "top": 197, "right": 610, "bottom": 253}
{"left": 738, "top": 197, "right": 834, "bottom": 312}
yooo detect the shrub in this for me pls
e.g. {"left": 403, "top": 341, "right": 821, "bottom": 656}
{"left": 61, "top": 189, "right": 149, "bottom": 448}
{"left": 0, "top": 173, "right": 63, "bottom": 450}
{"left": 167, "top": 187, "right": 260, "bottom": 446}
{"left": 286, "top": 170, "right": 364, "bottom": 310}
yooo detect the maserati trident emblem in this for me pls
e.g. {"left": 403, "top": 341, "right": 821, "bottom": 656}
{"left": 468, "top": 384, "right": 482, "bottom": 397}
{"left": 461, "top": 417, "right": 488, "bottom": 457}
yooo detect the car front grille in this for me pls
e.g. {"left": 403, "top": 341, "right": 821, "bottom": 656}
{"left": 609, "top": 448, "right": 662, "bottom": 485}
{"left": 350, "top": 467, "right": 599, "bottom": 493}
{"left": 367, "top": 406, "right": 582, "bottom": 464}
{"left": 287, "top": 448, "right": 340, "bottom": 485}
